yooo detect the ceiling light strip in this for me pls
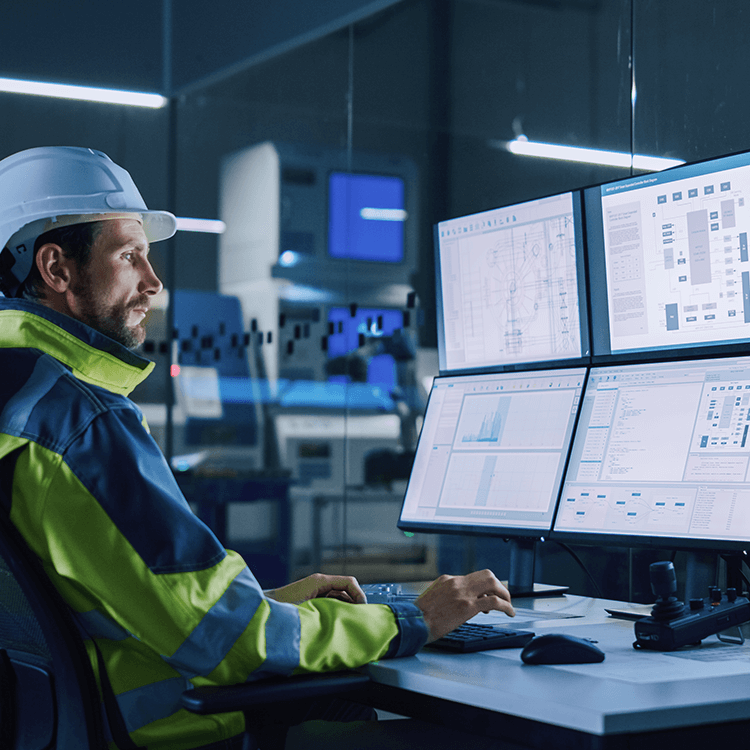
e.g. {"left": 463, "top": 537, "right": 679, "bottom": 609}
{"left": 501, "top": 138, "right": 684, "bottom": 171}
{"left": 175, "top": 218, "right": 226, "bottom": 234}
{"left": 0, "top": 77, "right": 167, "bottom": 109}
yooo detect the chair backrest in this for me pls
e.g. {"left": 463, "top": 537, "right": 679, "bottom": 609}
{"left": 0, "top": 505, "right": 106, "bottom": 749}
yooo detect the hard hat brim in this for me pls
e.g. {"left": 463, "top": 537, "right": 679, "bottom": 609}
{"left": 138, "top": 210, "right": 177, "bottom": 243}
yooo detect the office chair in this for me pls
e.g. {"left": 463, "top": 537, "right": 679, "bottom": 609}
{"left": 0, "top": 501, "right": 107, "bottom": 749}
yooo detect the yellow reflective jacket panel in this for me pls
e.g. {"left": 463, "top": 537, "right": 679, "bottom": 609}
{"left": 0, "top": 298, "right": 428, "bottom": 750}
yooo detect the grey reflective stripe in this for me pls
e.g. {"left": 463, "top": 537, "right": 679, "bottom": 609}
{"left": 76, "top": 609, "right": 131, "bottom": 641}
{"left": 117, "top": 600, "right": 299, "bottom": 733}
{"left": 117, "top": 676, "right": 192, "bottom": 733}
{"left": 0, "top": 354, "right": 64, "bottom": 436}
{"left": 250, "top": 599, "right": 300, "bottom": 680}
{"left": 162, "top": 567, "right": 265, "bottom": 678}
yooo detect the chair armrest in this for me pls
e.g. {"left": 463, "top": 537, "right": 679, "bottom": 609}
{"left": 181, "top": 671, "right": 371, "bottom": 715}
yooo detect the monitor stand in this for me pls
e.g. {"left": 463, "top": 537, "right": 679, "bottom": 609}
{"left": 507, "top": 538, "right": 568, "bottom": 598}
{"left": 681, "top": 551, "right": 746, "bottom": 601}
{"left": 725, "top": 552, "right": 745, "bottom": 594}
{"left": 683, "top": 551, "right": 718, "bottom": 601}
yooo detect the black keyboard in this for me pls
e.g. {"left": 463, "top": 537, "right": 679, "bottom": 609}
{"left": 426, "top": 623, "right": 535, "bottom": 653}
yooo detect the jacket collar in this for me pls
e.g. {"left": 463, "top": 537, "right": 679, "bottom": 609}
{"left": 0, "top": 297, "right": 154, "bottom": 397}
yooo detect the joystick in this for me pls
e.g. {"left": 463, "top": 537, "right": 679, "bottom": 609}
{"left": 634, "top": 561, "right": 750, "bottom": 651}
{"left": 648, "top": 561, "right": 686, "bottom": 621}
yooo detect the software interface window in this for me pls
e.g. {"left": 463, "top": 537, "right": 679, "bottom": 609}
{"left": 598, "top": 155, "right": 750, "bottom": 354}
{"left": 400, "top": 368, "right": 586, "bottom": 533}
{"left": 436, "top": 192, "right": 583, "bottom": 371}
{"left": 555, "top": 357, "right": 750, "bottom": 544}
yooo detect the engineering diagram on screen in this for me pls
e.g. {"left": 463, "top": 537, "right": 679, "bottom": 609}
{"left": 443, "top": 214, "right": 580, "bottom": 370}
{"left": 603, "top": 164, "right": 750, "bottom": 352}
{"left": 692, "top": 380, "right": 750, "bottom": 451}
{"left": 484, "top": 215, "right": 578, "bottom": 358}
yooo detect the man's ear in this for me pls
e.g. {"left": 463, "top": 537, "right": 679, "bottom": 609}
{"left": 35, "top": 243, "right": 75, "bottom": 293}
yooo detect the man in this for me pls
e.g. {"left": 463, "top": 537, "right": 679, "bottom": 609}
{"left": 0, "top": 146, "right": 514, "bottom": 749}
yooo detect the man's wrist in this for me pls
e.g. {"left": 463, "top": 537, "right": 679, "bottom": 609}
{"left": 384, "top": 602, "right": 429, "bottom": 658}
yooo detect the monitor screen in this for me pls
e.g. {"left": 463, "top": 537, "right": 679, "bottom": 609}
{"left": 435, "top": 191, "right": 588, "bottom": 373}
{"left": 398, "top": 367, "right": 587, "bottom": 537}
{"left": 328, "top": 172, "right": 405, "bottom": 263}
{"left": 553, "top": 356, "right": 750, "bottom": 550}
{"left": 586, "top": 150, "right": 750, "bottom": 359}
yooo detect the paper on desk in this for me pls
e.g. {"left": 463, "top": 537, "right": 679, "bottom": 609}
{"left": 470, "top": 607, "right": 583, "bottom": 631}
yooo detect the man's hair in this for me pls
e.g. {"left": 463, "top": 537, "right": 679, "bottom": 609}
{"left": 21, "top": 221, "right": 104, "bottom": 300}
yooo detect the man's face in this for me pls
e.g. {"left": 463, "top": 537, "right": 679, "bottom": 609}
{"left": 68, "top": 218, "right": 163, "bottom": 349}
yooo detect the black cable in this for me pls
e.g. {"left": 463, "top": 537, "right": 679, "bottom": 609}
{"left": 554, "top": 542, "right": 605, "bottom": 599}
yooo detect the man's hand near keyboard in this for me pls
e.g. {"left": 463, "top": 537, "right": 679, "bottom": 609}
{"left": 415, "top": 570, "right": 515, "bottom": 642}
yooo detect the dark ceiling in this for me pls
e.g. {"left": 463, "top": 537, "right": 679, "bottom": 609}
{"left": 2, "top": 1, "right": 404, "bottom": 96}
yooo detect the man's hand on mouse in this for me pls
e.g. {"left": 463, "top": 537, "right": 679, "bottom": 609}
{"left": 415, "top": 570, "right": 515, "bottom": 642}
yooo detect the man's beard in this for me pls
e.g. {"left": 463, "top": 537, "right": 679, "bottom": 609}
{"left": 70, "top": 276, "right": 149, "bottom": 350}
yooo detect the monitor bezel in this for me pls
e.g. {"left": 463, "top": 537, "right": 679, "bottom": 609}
{"left": 434, "top": 190, "right": 591, "bottom": 377}
{"left": 585, "top": 147, "right": 750, "bottom": 365}
{"left": 397, "top": 365, "right": 589, "bottom": 541}
{"left": 550, "top": 355, "right": 750, "bottom": 554}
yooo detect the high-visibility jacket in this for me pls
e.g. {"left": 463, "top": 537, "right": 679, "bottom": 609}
{"left": 0, "top": 298, "right": 428, "bottom": 749}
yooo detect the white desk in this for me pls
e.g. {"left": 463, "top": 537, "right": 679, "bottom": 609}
{"left": 365, "top": 593, "right": 750, "bottom": 747}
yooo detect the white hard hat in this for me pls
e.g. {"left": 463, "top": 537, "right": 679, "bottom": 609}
{"left": 0, "top": 146, "right": 177, "bottom": 297}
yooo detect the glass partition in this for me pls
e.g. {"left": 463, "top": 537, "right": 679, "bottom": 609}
{"left": 150, "top": 0, "right": 750, "bottom": 600}
{"left": 345, "top": 0, "right": 636, "bottom": 594}
{"left": 159, "top": 0, "right": 641, "bottom": 593}
{"left": 161, "top": 30, "right": 362, "bottom": 588}
{"left": 632, "top": 0, "right": 750, "bottom": 163}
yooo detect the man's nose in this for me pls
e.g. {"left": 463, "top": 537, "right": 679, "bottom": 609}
{"left": 140, "top": 260, "right": 163, "bottom": 295}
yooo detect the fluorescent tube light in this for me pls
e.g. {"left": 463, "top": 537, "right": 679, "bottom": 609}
{"left": 360, "top": 208, "right": 408, "bottom": 221}
{"left": 631, "top": 154, "right": 684, "bottom": 171}
{"left": 174, "top": 218, "right": 226, "bottom": 234}
{"left": 0, "top": 77, "right": 167, "bottom": 109}
{"left": 496, "top": 138, "right": 684, "bottom": 171}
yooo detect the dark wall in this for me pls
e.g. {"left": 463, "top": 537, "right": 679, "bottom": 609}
{"left": 170, "top": 0, "right": 404, "bottom": 92}
{"left": 633, "top": 0, "right": 750, "bottom": 160}
{"left": 2, "top": 1, "right": 165, "bottom": 90}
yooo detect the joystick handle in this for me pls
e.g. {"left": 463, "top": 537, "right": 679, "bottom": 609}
{"left": 650, "top": 561, "right": 678, "bottom": 599}
{"left": 649, "top": 561, "right": 685, "bottom": 621}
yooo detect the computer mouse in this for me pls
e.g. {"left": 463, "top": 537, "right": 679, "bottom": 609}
{"left": 520, "top": 633, "right": 605, "bottom": 665}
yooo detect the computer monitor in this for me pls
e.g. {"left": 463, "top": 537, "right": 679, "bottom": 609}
{"left": 586, "top": 149, "right": 750, "bottom": 361}
{"left": 553, "top": 355, "right": 750, "bottom": 553}
{"left": 435, "top": 191, "right": 589, "bottom": 374}
{"left": 398, "top": 367, "right": 587, "bottom": 594}
{"left": 328, "top": 172, "right": 405, "bottom": 263}
{"left": 244, "top": 142, "right": 420, "bottom": 290}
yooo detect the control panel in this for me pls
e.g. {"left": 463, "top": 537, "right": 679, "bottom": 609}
{"left": 634, "top": 561, "right": 750, "bottom": 651}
